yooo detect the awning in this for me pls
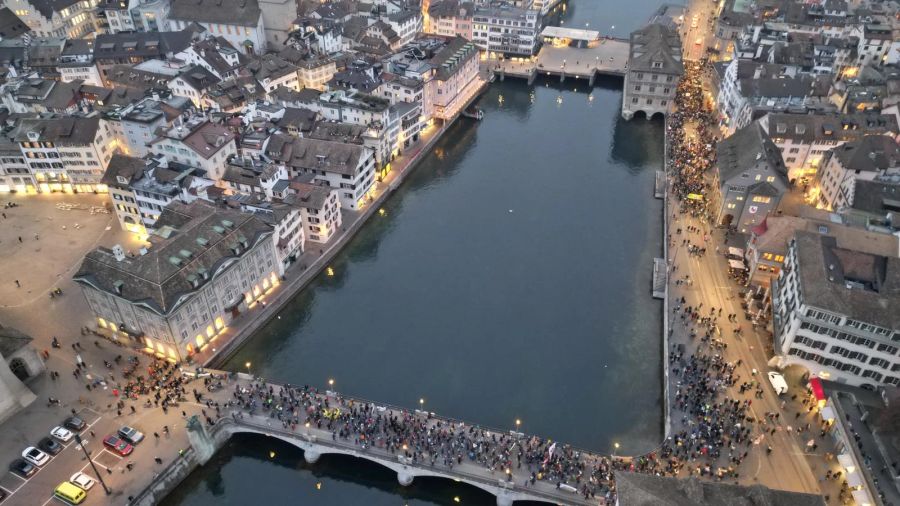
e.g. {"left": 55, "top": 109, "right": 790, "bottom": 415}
{"left": 837, "top": 452, "right": 856, "bottom": 471}
{"left": 809, "top": 377, "right": 825, "bottom": 402}
{"left": 820, "top": 405, "right": 836, "bottom": 423}
{"left": 728, "top": 247, "right": 744, "bottom": 257}
{"left": 846, "top": 469, "right": 864, "bottom": 488}
{"left": 728, "top": 259, "right": 745, "bottom": 270}
{"left": 852, "top": 488, "right": 875, "bottom": 506}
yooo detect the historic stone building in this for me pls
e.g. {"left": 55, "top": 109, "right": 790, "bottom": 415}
{"left": 622, "top": 23, "right": 683, "bottom": 120}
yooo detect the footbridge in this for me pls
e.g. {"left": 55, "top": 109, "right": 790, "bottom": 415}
{"left": 183, "top": 373, "right": 615, "bottom": 506}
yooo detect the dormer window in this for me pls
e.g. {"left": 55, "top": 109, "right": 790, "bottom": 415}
{"left": 776, "top": 123, "right": 787, "bottom": 134}
{"left": 652, "top": 61, "right": 662, "bottom": 68}
{"left": 117, "top": 175, "right": 129, "bottom": 185}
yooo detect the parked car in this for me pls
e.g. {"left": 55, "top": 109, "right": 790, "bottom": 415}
{"left": 50, "top": 426, "right": 73, "bottom": 442}
{"left": 38, "top": 437, "right": 62, "bottom": 455}
{"left": 63, "top": 416, "right": 86, "bottom": 432}
{"left": 21, "top": 447, "right": 49, "bottom": 466}
{"left": 9, "top": 458, "right": 35, "bottom": 478}
{"left": 117, "top": 426, "right": 144, "bottom": 445}
{"left": 69, "top": 472, "right": 95, "bottom": 491}
{"left": 102, "top": 435, "right": 133, "bottom": 456}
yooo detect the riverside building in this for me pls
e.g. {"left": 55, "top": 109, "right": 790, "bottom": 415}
{"left": 74, "top": 200, "right": 279, "bottom": 361}
{"left": 773, "top": 231, "right": 900, "bottom": 388}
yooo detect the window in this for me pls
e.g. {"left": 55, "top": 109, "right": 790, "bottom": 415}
{"left": 751, "top": 196, "right": 771, "bottom": 204}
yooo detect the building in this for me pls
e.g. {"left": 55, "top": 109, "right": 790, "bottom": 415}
{"left": 57, "top": 39, "right": 103, "bottom": 86}
{"left": 757, "top": 112, "right": 899, "bottom": 183}
{"left": 5, "top": 0, "right": 95, "bottom": 38}
{"left": 712, "top": 123, "right": 789, "bottom": 233}
{"left": 174, "top": 36, "right": 246, "bottom": 81}
{"left": 471, "top": 3, "right": 539, "bottom": 57}
{"left": 148, "top": 117, "right": 237, "bottom": 180}
{"left": 167, "top": 0, "right": 266, "bottom": 54}
{"left": 12, "top": 116, "right": 115, "bottom": 193}
{"left": 264, "top": 134, "right": 376, "bottom": 210}
{"left": 622, "top": 23, "right": 683, "bottom": 120}
{"left": 245, "top": 53, "right": 299, "bottom": 94}
{"left": 746, "top": 211, "right": 899, "bottom": 289}
{"left": 112, "top": 96, "right": 190, "bottom": 157}
{"left": 103, "top": 153, "right": 214, "bottom": 235}
{"left": 0, "top": 7, "right": 30, "bottom": 40}
{"left": 93, "top": 30, "right": 195, "bottom": 81}
{"left": 74, "top": 200, "right": 280, "bottom": 361}
{"left": 0, "top": 327, "right": 43, "bottom": 424}
{"left": 286, "top": 177, "right": 341, "bottom": 244}
{"left": 425, "top": 0, "right": 473, "bottom": 40}
{"left": 96, "top": 0, "right": 169, "bottom": 33}
{"left": 817, "top": 135, "right": 900, "bottom": 211}
{"left": 772, "top": 231, "right": 900, "bottom": 388}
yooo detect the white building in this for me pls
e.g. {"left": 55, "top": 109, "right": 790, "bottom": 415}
{"left": 102, "top": 153, "right": 214, "bottom": 235}
{"left": 472, "top": 3, "right": 539, "bottom": 57}
{"left": 286, "top": 178, "right": 341, "bottom": 244}
{"left": 758, "top": 112, "right": 899, "bottom": 183}
{"left": 13, "top": 116, "right": 115, "bottom": 193}
{"left": 817, "top": 135, "right": 900, "bottom": 211}
{"left": 773, "top": 231, "right": 900, "bottom": 388}
{"left": 264, "top": 134, "right": 376, "bottom": 210}
{"left": 74, "top": 201, "right": 280, "bottom": 361}
{"left": 148, "top": 117, "right": 237, "bottom": 181}
{"left": 57, "top": 39, "right": 103, "bottom": 86}
{"left": 4, "top": 0, "right": 96, "bottom": 38}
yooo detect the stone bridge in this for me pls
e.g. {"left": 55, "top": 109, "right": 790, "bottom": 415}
{"left": 184, "top": 374, "right": 609, "bottom": 506}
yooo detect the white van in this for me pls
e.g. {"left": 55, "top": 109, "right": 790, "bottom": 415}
{"left": 767, "top": 371, "right": 788, "bottom": 395}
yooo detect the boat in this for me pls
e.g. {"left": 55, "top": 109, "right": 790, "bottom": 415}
{"left": 462, "top": 106, "right": 484, "bottom": 120}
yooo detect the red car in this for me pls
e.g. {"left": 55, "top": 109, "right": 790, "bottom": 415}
{"left": 102, "top": 435, "right": 133, "bottom": 456}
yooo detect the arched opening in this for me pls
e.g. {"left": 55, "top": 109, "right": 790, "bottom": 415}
{"left": 631, "top": 110, "right": 648, "bottom": 120}
{"left": 9, "top": 358, "right": 29, "bottom": 381}
{"left": 650, "top": 111, "right": 666, "bottom": 122}
{"left": 721, "top": 213, "right": 734, "bottom": 227}
{"left": 123, "top": 215, "right": 136, "bottom": 224}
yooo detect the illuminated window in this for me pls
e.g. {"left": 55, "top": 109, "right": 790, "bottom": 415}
{"left": 98, "top": 317, "right": 108, "bottom": 328}
{"left": 215, "top": 317, "right": 225, "bottom": 330}
{"left": 206, "top": 325, "right": 214, "bottom": 338}
{"left": 775, "top": 255, "right": 785, "bottom": 262}
{"left": 752, "top": 196, "right": 771, "bottom": 204}
{"left": 727, "top": 203, "right": 736, "bottom": 209}
{"left": 195, "top": 335, "right": 205, "bottom": 347}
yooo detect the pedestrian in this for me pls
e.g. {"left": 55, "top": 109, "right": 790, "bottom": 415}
{"left": 14, "top": 279, "right": 19, "bottom": 288}
{"left": 90, "top": 430, "right": 95, "bottom": 438}
{"left": 154, "top": 457, "right": 163, "bottom": 464}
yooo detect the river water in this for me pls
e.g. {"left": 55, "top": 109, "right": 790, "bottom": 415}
{"left": 164, "top": 1, "right": 665, "bottom": 504}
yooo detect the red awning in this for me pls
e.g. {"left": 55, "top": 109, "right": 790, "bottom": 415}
{"left": 809, "top": 377, "right": 825, "bottom": 401}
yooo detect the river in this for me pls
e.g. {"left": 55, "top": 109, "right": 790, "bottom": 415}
{"left": 163, "top": 1, "right": 665, "bottom": 504}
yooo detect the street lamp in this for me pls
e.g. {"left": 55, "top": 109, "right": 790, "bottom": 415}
{"left": 515, "top": 419, "right": 521, "bottom": 432}
{"left": 419, "top": 398, "right": 425, "bottom": 410}
{"left": 613, "top": 442, "right": 620, "bottom": 457}
{"left": 74, "top": 434, "right": 110, "bottom": 495}
{"left": 328, "top": 378, "right": 334, "bottom": 389}
{"left": 245, "top": 361, "right": 251, "bottom": 374}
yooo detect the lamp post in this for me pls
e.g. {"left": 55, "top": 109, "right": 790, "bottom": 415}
{"left": 74, "top": 434, "right": 110, "bottom": 495}
{"left": 419, "top": 398, "right": 425, "bottom": 411}
{"left": 515, "top": 419, "right": 521, "bottom": 432}
{"left": 245, "top": 361, "right": 251, "bottom": 374}
{"left": 613, "top": 442, "right": 620, "bottom": 457}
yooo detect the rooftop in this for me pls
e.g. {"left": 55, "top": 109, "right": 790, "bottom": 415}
{"left": 74, "top": 201, "right": 273, "bottom": 315}
{"left": 794, "top": 231, "right": 900, "bottom": 331}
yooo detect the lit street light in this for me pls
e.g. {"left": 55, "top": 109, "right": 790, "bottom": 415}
{"left": 245, "top": 361, "right": 251, "bottom": 374}
{"left": 613, "top": 442, "right": 620, "bottom": 457}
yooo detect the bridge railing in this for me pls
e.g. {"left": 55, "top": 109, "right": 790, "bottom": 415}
{"left": 213, "top": 416, "right": 598, "bottom": 506}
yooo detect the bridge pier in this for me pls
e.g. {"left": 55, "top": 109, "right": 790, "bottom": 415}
{"left": 185, "top": 415, "right": 217, "bottom": 465}
{"left": 499, "top": 69, "right": 505, "bottom": 82}
{"left": 303, "top": 449, "right": 321, "bottom": 464}
{"left": 589, "top": 70, "right": 596, "bottom": 87}
{"left": 496, "top": 493, "right": 514, "bottom": 506}
{"left": 527, "top": 70, "right": 536, "bottom": 86}
{"left": 559, "top": 71, "right": 565, "bottom": 83}
{"left": 397, "top": 470, "right": 414, "bottom": 486}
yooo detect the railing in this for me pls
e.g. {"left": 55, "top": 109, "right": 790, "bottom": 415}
{"left": 213, "top": 416, "right": 596, "bottom": 506}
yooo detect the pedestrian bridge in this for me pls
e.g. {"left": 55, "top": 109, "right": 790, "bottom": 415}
{"left": 184, "top": 375, "right": 611, "bottom": 506}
